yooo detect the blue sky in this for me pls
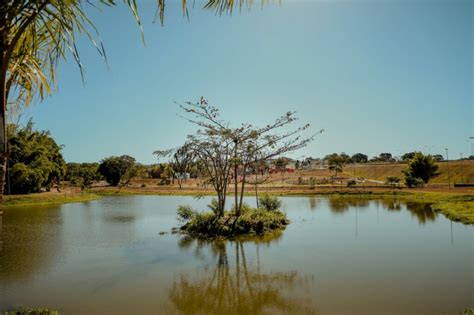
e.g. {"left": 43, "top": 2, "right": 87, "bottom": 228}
{"left": 22, "top": 0, "right": 472, "bottom": 164}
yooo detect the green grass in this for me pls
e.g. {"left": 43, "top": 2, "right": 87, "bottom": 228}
{"left": 0, "top": 192, "right": 100, "bottom": 208}
{"left": 179, "top": 206, "right": 289, "bottom": 239}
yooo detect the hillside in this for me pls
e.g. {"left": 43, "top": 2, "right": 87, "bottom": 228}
{"left": 342, "top": 160, "right": 474, "bottom": 185}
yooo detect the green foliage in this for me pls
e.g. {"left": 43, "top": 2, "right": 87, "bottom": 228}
{"left": 177, "top": 205, "right": 197, "bottom": 223}
{"left": 207, "top": 198, "right": 220, "bottom": 215}
{"left": 403, "top": 152, "right": 440, "bottom": 185}
{"left": 346, "top": 180, "right": 357, "bottom": 188}
{"left": 385, "top": 176, "right": 401, "bottom": 188}
{"left": 351, "top": 153, "right": 368, "bottom": 163}
{"left": 179, "top": 207, "right": 289, "bottom": 238}
{"left": 98, "top": 155, "right": 137, "bottom": 186}
{"left": 65, "top": 162, "right": 100, "bottom": 189}
{"left": 7, "top": 121, "right": 65, "bottom": 194}
{"left": 404, "top": 176, "right": 425, "bottom": 188}
{"left": 258, "top": 194, "right": 282, "bottom": 211}
{"left": 326, "top": 153, "right": 346, "bottom": 175}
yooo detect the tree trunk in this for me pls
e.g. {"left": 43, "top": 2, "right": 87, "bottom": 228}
{"left": 255, "top": 172, "right": 259, "bottom": 208}
{"left": 238, "top": 168, "right": 246, "bottom": 213}
{"left": 234, "top": 144, "right": 239, "bottom": 216}
{"left": 0, "top": 45, "right": 6, "bottom": 199}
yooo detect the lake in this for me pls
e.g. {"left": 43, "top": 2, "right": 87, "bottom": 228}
{"left": 0, "top": 196, "right": 472, "bottom": 314}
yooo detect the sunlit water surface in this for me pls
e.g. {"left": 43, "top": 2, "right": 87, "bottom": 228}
{"left": 0, "top": 196, "right": 472, "bottom": 315}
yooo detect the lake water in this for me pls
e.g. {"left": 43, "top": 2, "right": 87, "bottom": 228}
{"left": 0, "top": 196, "right": 472, "bottom": 315}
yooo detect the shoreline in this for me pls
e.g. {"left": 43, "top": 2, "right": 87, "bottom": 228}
{"left": 1, "top": 187, "right": 472, "bottom": 224}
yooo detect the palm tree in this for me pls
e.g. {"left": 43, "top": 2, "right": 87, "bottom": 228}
{"left": 0, "top": 0, "right": 272, "bottom": 197}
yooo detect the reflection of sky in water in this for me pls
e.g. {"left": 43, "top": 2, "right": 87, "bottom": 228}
{"left": 0, "top": 196, "right": 472, "bottom": 315}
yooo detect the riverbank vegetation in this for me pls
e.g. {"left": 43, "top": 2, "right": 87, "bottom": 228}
{"left": 177, "top": 198, "right": 289, "bottom": 238}
{"left": 0, "top": 191, "right": 99, "bottom": 208}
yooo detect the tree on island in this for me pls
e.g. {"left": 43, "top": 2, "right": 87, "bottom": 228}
{"left": 177, "top": 97, "right": 320, "bottom": 217}
{"left": 168, "top": 97, "right": 321, "bottom": 237}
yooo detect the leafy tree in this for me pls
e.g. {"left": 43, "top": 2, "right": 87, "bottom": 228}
{"left": 351, "top": 153, "right": 368, "bottom": 163}
{"left": 7, "top": 120, "right": 65, "bottom": 194}
{"left": 432, "top": 154, "right": 444, "bottom": 162}
{"left": 401, "top": 152, "right": 416, "bottom": 162}
{"left": 98, "top": 155, "right": 136, "bottom": 186}
{"left": 327, "top": 154, "right": 346, "bottom": 177}
{"left": 339, "top": 152, "right": 352, "bottom": 163}
{"left": 379, "top": 153, "right": 394, "bottom": 162}
{"left": 65, "top": 162, "right": 100, "bottom": 189}
{"left": 402, "top": 152, "right": 440, "bottom": 187}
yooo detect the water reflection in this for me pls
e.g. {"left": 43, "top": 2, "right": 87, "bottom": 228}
{"left": 328, "top": 198, "right": 369, "bottom": 214}
{"left": 0, "top": 205, "right": 61, "bottom": 281}
{"left": 405, "top": 202, "right": 437, "bottom": 224}
{"left": 166, "top": 234, "right": 317, "bottom": 315}
{"left": 327, "top": 198, "right": 437, "bottom": 225}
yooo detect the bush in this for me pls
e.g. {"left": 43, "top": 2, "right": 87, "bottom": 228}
{"left": 179, "top": 208, "right": 289, "bottom": 238}
{"left": 258, "top": 194, "right": 281, "bottom": 211}
{"left": 207, "top": 198, "right": 220, "bottom": 215}
{"left": 405, "top": 176, "right": 424, "bottom": 188}
{"left": 347, "top": 180, "right": 356, "bottom": 188}
{"left": 385, "top": 176, "right": 400, "bottom": 188}
{"left": 403, "top": 152, "right": 440, "bottom": 184}
{"left": 177, "top": 205, "right": 197, "bottom": 222}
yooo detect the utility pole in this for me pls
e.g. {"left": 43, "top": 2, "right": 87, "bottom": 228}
{"left": 445, "top": 148, "right": 451, "bottom": 188}
{"left": 469, "top": 137, "right": 474, "bottom": 157}
{"left": 460, "top": 153, "right": 464, "bottom": 184}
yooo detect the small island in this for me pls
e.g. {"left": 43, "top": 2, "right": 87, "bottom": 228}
{"left": 177, "top": 194, "right": 289, "bottom": 238}
{"left": 155, "top": 98, "right": 315, "bottom": 239}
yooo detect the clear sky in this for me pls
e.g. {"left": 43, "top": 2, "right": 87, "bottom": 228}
{"left": 22, "top": 0, "right": 472, "bottom": 164}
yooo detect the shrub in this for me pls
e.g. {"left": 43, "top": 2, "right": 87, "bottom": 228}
{"left": 177, "top": 205, "right": 197, "bottom": 222}
{"left": 259, "top": 194, "right": 281, "bottom": 211}
{"left": 385, "top": 176, "right": 400, "bottom": 188}
{"left": 309, "top": 177, "right": 316, "bottom": 189}
{"left": 346, "top": 180, "right": 356, "bottom": 188}
{"left": 405, "top": 176, "right": 424, "bottom": 188}
{"left": 207, "top": 198, "right": 220, "bottom": 215}
{"left": 403, "top": 152, "right": 440, "bottom": 184}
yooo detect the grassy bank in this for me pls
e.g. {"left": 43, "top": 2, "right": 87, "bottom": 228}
{"left": 0, "top": 191, "right": 100, "bottom": 208}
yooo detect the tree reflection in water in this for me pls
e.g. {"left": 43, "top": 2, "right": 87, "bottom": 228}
{"left": 166, "top": 232, "right": 317, "bottom": 315}
{"left": 328, "top": 198, "right": 437, "bottom": 225}
{"left": 405, "top": 202, "right": 437, "bottom": 224}
{"left": 328, "top": 198, "right": 370, "bottom": 214}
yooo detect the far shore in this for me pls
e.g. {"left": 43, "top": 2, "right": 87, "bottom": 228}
{"left": 1, "top": 185, "right": 473, "bottom": 224}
